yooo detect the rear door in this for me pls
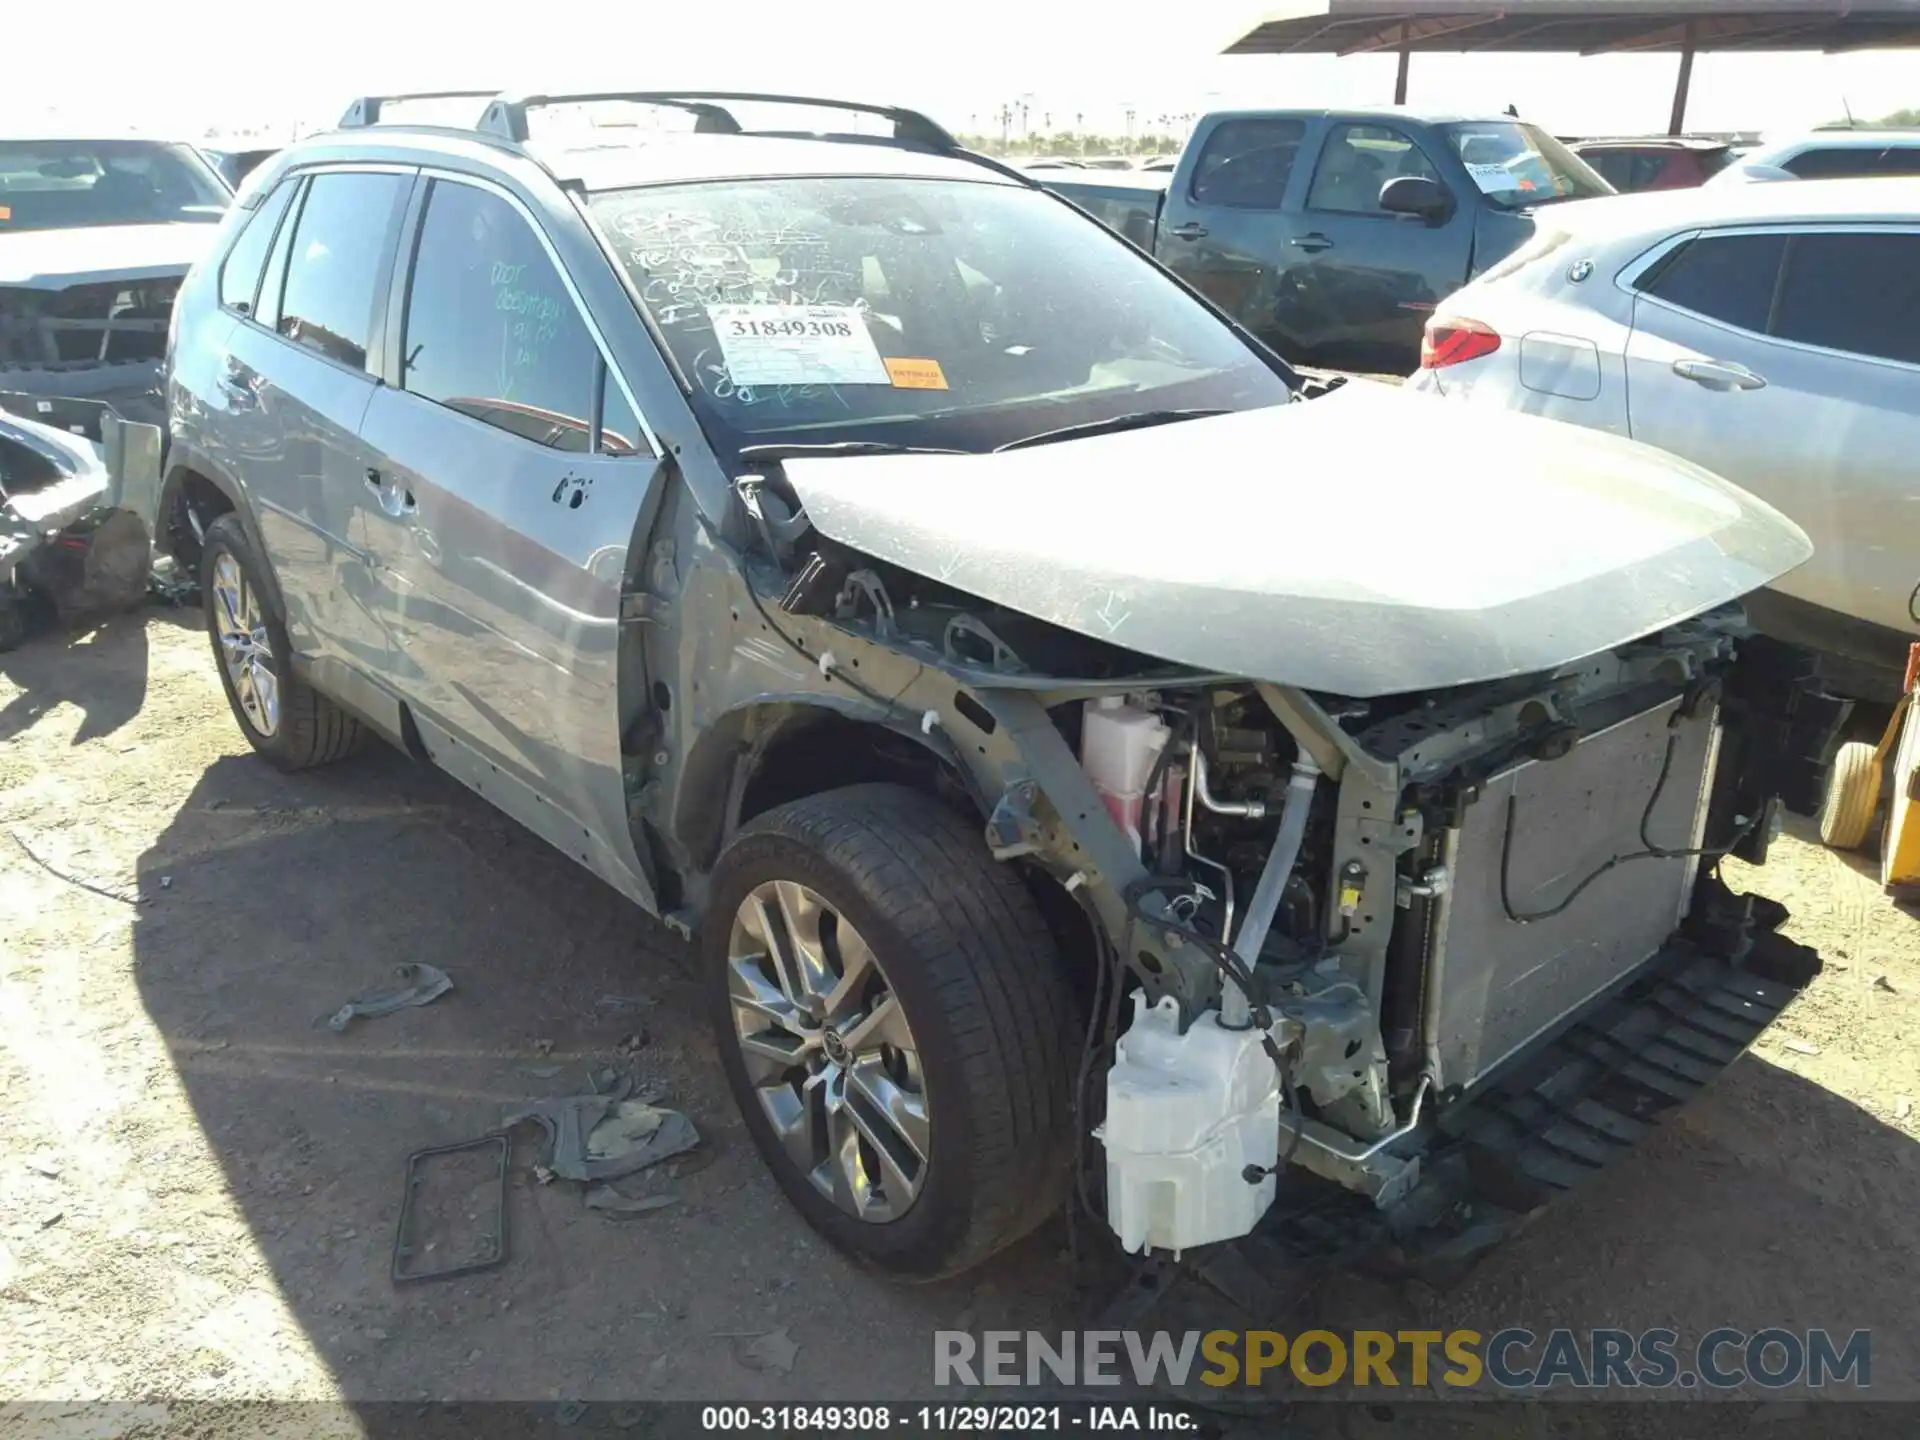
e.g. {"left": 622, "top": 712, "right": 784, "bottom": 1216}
{"left": 226, "top": 166, "right": 414, "bottom": 663}
{"left": 354, "top": 172, "right": 667, "bottom": 906}
{"left": 1285, "top": 121, "right": 1470, "bottom": 368}
{"left": 1624, "top": 225, "right": 1920, "bottom": 636}
{"left": 1155, "top": 115, "right": 1312, "bottom": 352}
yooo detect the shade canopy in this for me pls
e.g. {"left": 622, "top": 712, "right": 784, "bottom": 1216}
{"left": 1223, "top": 2, "right": 1920, "bottom": 131}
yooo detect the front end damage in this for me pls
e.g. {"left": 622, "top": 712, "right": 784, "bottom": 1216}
{"left": 717, "top": 517, "right": 1843, "bottom": 1275}
{"left": 0, "top": 400, "right": 165, "bottom": 646}
{"left": 749, "top": 394, "right": 1845, "bottom": 1274}
{"left": 1077, "top": 630, "right": 1841, "bottom": 1270}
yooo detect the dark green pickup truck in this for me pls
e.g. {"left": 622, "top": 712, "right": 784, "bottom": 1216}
{"left": 1044, "top": 109, "right": 1613, "bottom": 372}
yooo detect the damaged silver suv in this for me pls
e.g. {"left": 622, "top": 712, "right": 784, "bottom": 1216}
{"left": 147, "top": 90, "right": 1845, "bottom": 1281}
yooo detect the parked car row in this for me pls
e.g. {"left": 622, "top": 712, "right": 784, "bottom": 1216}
{"left": 1037, "top": 110, "right": 1920, "bottom": 708}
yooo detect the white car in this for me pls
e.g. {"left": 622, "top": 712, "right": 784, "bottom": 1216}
{"left": 1710, "top": 129, "right": 1920, "bottom": 185}
{"left": 1408, "top": 177, "right": 1920, "bottom": 700}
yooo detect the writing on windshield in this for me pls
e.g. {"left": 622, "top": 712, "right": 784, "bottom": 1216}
{"left": 588, "top": 175, "right": 1291, "bottom": 455}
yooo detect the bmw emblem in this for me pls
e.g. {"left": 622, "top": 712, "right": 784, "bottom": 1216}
{"left": 1567, "top": 258, "right": 1594, "bottom": 283}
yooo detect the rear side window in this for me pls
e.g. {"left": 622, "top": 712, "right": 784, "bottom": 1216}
{"left": 1783, "top": 145, "right": 1920, "bottom": 179}
{"left": 1772, "top": 231, "right": 1920, "bottom": 365}
{"left": 1308, "top": 123, "right": 1438, "bottom": 215}
{"left": 277, "top": 170, "right": 407, "bottom": 371}
{"left": 1637, "top": 232, "right": 1786, "bottom": 333}
{"left": 1578, "top": 150, "right": 1635, "bottom": 189}
{"left": 218, "top": 179, "right": 296, "bottom": 316}
{"left": 401, "top": 179, "right": 641, "bottom": 453}
{"left": 1188, "top": 119, "right": 1305, "bottom": 209}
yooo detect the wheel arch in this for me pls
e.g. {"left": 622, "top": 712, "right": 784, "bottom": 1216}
{"left": 672, "top": 699, "right": 979, "bottom": 881}
{"left": 669, "top": 696, "right": 1097, "bottom": 1007}
{"left": 155, "top": 452, "right": 286, "bottom": 617}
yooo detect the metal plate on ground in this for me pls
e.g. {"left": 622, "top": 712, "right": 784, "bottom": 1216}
{"left": 391, "top": 1133, "right": 509, "bottom": 1284}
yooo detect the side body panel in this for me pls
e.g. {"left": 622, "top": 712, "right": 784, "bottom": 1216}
{"left": 1625, "top": 291, "right": 1920, "bottom": 640}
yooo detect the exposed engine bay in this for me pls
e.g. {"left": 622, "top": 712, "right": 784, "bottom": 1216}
{"left": 755, "top": 513, "right": 1843, "bottom": 1265}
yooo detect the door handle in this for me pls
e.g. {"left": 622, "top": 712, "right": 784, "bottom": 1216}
{"left": 217, "top": 373, "right": 257, "bottom": 409}
{"left": 1167, "top": 222, "right": 1208, "bottom": 240}
{"left": 1672, "top": 357, "right": 1766, "bottom": 392}
{"left": 1289, "top": 233, "right": 1335, "bottom": 252}
{"left": 366, "top": 468, "right": 417, "bottom": 517}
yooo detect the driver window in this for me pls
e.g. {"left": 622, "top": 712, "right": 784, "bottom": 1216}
{"left": 402, "top": 178, "right": 644, "bottom": 455}
{"left": 1308, "top": 125, "right": 1439, "bottom": 216}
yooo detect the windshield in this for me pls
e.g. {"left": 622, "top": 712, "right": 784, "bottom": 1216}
{"left": 0, "top": 140, "right": 231, "bottom": 233}
{"left": 588, "top": 175, "right": 1292, "bottom": 456}
{"left": 1442, "top": 123, "right": 1612, "bottom": 210}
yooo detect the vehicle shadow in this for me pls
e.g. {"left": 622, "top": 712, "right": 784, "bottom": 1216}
{"left": 1143, "top": 1049, "right": 1919, "bottom": 1422}
{"left": 125, "top": 745, "right": 1916, "bottom": 1408}
{"left": 0, "top": 602, "right": 198, "bottom": 746}
{"left": 128, "top": 745, "right": 1093, "bottom": 1404}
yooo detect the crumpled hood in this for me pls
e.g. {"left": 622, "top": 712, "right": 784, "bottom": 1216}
{"left": 781, "top": 382, "right": 1813, "bottom": 697}
{"left": 0, "top": 223, "right": 220, "bottom": 289}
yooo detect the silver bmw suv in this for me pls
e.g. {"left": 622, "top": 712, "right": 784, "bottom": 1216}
{"left": 151, "top": 89, "right": 1842, "bottom": 1281}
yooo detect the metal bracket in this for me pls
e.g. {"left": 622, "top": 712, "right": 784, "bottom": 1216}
{"left": 834, "top": 569, "right": 896, "bottom": 640}
{"left": 985, "top": 777, "right": 1045, "bottom": 860}
{"left": 944, "top": 613, "right": 1026, "bottom": 674}
{"left": 1396, "top": 864, "right": 1451, "bottom": 907}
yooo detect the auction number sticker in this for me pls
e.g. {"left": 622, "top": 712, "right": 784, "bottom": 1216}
{"left": 706, "top": 303, "right": 891, "bottom": 387}
{"left": 1464, "top": 161, "right": 1514, "bottom": 192}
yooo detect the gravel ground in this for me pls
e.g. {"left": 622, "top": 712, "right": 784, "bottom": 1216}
{"left": 1, "top": 610, "right": 1915, "bottom": 1426}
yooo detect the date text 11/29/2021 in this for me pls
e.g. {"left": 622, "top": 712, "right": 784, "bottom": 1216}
{"left": 701, "top": 1405, "right": 1196, "bottom": 1432}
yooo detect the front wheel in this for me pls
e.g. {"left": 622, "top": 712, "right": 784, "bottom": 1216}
{"left": 705, "top": 783, "right": 1076, "bottom": 1281}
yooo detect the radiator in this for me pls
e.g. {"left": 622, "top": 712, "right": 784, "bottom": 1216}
{"left": 1429, "top": 696, "right": 1721, "bottom": 1091}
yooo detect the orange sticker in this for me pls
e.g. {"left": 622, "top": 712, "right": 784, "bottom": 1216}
{"left": 885, "top": 357, "right": 949, "bottom": 390}
{"left": 0, "top": 206, "right": 10, "bottom": 221}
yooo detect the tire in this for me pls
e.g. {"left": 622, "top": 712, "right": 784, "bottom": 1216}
{"left": 200, "top": 513, "right": 364, "bottom": 771}
{"left": 705, "top": 783, "right": 1076, "bottom": 1281}
{"left": 1818, "top": 739, "right": 1881, "bottom": 850}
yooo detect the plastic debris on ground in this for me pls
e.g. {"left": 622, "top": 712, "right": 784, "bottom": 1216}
{"left": 584, "top": 1185, "right": 676, "bottom": 1218}
{"left": 728, "top": 1327, "right": 800, "bottom": 1375}
{"left": 321, "top": 963, "right": 453, "bottom": 1032}
{"left": 501, "top": 1073, "right": 700, "bottom": 1185}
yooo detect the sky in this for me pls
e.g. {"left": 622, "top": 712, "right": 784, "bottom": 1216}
{"left": 9, "top": 1, "right": 1918, "bottom": 142}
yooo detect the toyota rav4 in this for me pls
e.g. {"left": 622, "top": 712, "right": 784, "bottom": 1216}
{"left": 140, "top": 89, "right": 1844, "bottom": 1282}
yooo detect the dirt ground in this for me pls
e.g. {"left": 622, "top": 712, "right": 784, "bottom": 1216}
{"left": 1, "top": 609, "right": 1915, "bottom": 1425}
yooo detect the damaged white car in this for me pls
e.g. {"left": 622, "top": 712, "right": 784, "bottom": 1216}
{"left": 141, "top": 90, "right": 1845, "bottom": 1281}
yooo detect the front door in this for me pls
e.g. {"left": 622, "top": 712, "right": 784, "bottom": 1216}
{"left": 1624, "top": 225, "right": 1920, "bottom": 640}
{"left": 354, "top": 174, "right": 666, "bottom": 906}
{"left": 1278, "top": 121, "right": 1469, "bottom": 369}
{"left": 1155, "top": 115, "right": 1312, "bottom": 354}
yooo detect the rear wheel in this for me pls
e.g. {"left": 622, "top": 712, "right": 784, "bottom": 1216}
{"left": 201, "top": 514, "right": 363, "bottom": 771}
{"left": 705, "top": 783, "right": 1075, "bottom": 1280}
{"left": 1818, "top": 740, "right": 1881, "bottom": 851}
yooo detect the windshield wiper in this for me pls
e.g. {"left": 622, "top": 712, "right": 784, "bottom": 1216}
{"left": 993, "top": 408, "right": 1229, "bottom": 453}
{"left": 737, "top": 440, "right": 971, "bottom": 462}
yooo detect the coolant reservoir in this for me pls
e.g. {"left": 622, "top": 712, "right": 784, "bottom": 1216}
{"left": 1080, "top": 698, "right": 1170, "bottom": 854}
{"left": 1098, "top": 993, "right": 1282, "bottom": 1255}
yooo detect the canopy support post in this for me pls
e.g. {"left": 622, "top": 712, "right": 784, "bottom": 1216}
{"left": 1394, "top": 21, "right": 1411, "bottom": 105}
{"left": 1669, "top": 22, "right": 1696, "bottom": 135}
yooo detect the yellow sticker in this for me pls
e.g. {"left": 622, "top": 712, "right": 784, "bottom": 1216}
{"left": 885, "top": 357, "right": 949, "bottom": 390}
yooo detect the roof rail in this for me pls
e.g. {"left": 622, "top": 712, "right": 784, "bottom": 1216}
{"left": 475, "top": 90, "right": 960, "bottom": 150}
{"left": 339, "top": 91, "right": 503, "bottom": 129}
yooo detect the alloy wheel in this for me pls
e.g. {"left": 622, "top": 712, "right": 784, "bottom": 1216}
{"left": 211, "top": 551, "right": 280, "bottom": 738}
{"left": 726, "top": 879, "right": 930, "bottom": 1222}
